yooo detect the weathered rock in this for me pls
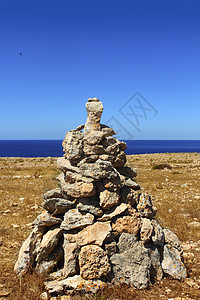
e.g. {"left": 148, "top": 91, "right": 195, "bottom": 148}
{"left": 79, "top": 159, "right": 118, "bottom": 180}
{"left": 32, "top": 211, "right": 62, "bottom": 227}
{"left": 83, "top": 130, "right": 105, "bottom": 145}
{"left": 125, "top": 178, "right": 140, "bottom": 190}
{"left": 98, "top": 203, "right": 128, "bottom": 222}
{"left": 110, "top": 242, "right": 151, "bottom": 289}
{"left": 57, "top": 157, "right": 79, "bottom": 174}
{"left": 45, "top": 275, "right": 106, "bottom": 294}
{"left": 83, "top": 98, "right": 104, "bottom": 135}
{"left": 137, "top": 193, "right": 157, "bottom": 218}
{"left": 36, "top": 228, "right": 63, "bottom": 263}
{"left": 64, "top": 222, "right": 111, "bottom": 246}
{"left": 64, "top": 170, "right": 94, "bottom": 183}
{"left": 43, "top": 198, "right": 76, "bottom": 215}
{"left": 117, "top": 232, "right": 137, "bottom": 253}
{"left": 113, "top": 151, "right": 126, "bottom": 167}
{"left": 145, "top": 243, "right": 163, "bottom": 280}
{"left": 43, "top": 188, "right": 64, "bottom": 200}
{"left": 105, "top": 241, "right": 117, "bottom": 257}
{"left": 120, "top": 186, "right": 139, "bottom": 205}
{"left": 63, "top": 243, "right": 79, "bottom": 278}
{"left": 163, "top": 228, "right": 181, "bottom": 251}
{"left": 79, "top": 245, "right": 111, "bottom": 279}
{"left": 36, "top": 245, "right": 63, "bottom": 275}
{"left": 117, "top": 166, "right": 137, "bottom": 178}
{"left": 14, "top": 227, "right": 44, "bottom": 274}
{"left": 60, "top": 208, "right": 94, "bottom": 231}
{"left": 101, "top": 126, "right": 116, "bottom": 137}
{"left": 161, "top": 244, "right": 186, "bottom": 279}
{"left": 77, "top": 197, "right": 103, "bottom": 217}
{"left": 75, "top": 124, "right": 84, "bottom": 131}
{"left": 77, "top": 155, "right": 99, "bottom": 166}
{"left": 62, "top": 130, "right": 83, "bottom": 162}
{"left": 112, "top": 211, "right": 140, "bottom": 236}
{"left": 151, "top": 219, "right": 165, "bottom": 246}
{"left": 99, "top": 189, "right": 120, "bottom": 209}
{"left": 83, "top": 143, "right": 105, "bottom": 156}
{"left": 140, "top": 218, "right": 153, "bottom": 243}
{"left": 102, "top": 175, "right": 122, "bottom": 191}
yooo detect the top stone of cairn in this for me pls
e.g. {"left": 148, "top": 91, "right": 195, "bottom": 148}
{"left": 83, "top": 97, "right": 104, "bottom": 135}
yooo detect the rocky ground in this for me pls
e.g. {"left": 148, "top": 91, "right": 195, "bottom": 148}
{"left": 0, "top": 153, "right": 200, "bottom": 300}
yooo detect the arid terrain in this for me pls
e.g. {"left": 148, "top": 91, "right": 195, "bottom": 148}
{"left": 0, "top": 153, "right": 200, "bottom": 300}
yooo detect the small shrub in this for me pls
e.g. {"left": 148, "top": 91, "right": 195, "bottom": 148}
{"left": 152, "top": 163, "right": 172, "bottom": 170}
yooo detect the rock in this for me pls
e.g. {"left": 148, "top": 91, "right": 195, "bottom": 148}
{"left": 145, "top": 243, "right": 163, "bottom": 280}
{"left": 64, "top": 170, "right": 94, "bottom": 183}
{"left": 151, "top": 220, "right": 165, "bottom": 246}
{"left": 83, "top": 143, "right": 105, "bottom": 156}
{"left": 98, "top": 203, "right": 128, "bottom": 222}
{"left": 77, "top": 197, "right": 103, "bottom": 217}
{"left": 36, "top": 228, "right": 63, "bottom": 263}
{"left": 57, "top": 157, "right": 79, "bottom": 174}
{"left": 45, "top": 275, "right": 106, "bottom": 294}
{"left": 83, "top": 98, "right": 104, "bottom": 135}
{"left": 120, "top": 186, "right": 139, "bottom": 205}
{"left": 75, "top": 124, "right": 84, "bottom": 131}
{"left": 161, "top": 245, "right": 186, "bottom": 279}
{"left": 112, "top": 211, "right": 140, "bottom": 236}
{"left": 14, "top": 227, "right": 44, "bottom": 275}
{"left": 113, "top": 151, "right": 126, "bottom": 167}
{"left": 60, "top": 208, "right": 94, "bottom": 231}
{"left": 117, "top": 232, "right": 138, "bottom": 253}
{"left": 102, "top": 175, "right": 122, "bottom": 191}
{"left": 32, "top": 211, "right": 62, "bottom": 227}
{"left": 63, "top": 243, "right": 79, "bottom": 278}
{"left": 137, "top": 193, "right": 157, "bottom": 218}
{"left": 105, "top": 241, "right": 117, "bottom": 257}
{"left": 77, "top": 155, "right": 99, "bottom": 166}
{"left": 117, "top": 166, "right": 137, "bottom": 178}
{"left": 43, "top": 198, "right": 76, "bottom": 215}
{"left": 99, "top": 189, "right": 120, "bottom": 209}
{"left": 101, "top": 126, "right": 116, "bottom": 137}
{"left": 79, "top": 159, "right": 118, "bottom": 180}
{"left": 62, "top": 130, "right": 83, "bottom": 162}
{"left": 79, "top": 245, "right": 111, "bottom": 279}
{"left": 140, "top": 218, "right": 153, "bottom": 243}
{"left": 125, "top": 178, "right": 140, "bottom": 190}
{"left": 43, "top": 188, "right": 64, "bottom": 200}
{"left": 163, "top": 228, "right": 181, "bottom": 250}
{"left": 110, "top": 242, "right": 151, "bottom": 289}
{"left": 64, "top": 222, "right": 111, "bottom": 246}
{"left": 36, "top": 245, "right": 63, "bottom": 275}
{"left": 83, "top": 131, "right": 105, "bottom": 145}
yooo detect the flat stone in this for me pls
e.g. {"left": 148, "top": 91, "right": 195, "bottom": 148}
{"left": 151, "top": 220, "right": 165, "bottom": 246}
{"left": 14, "top": 227, "right": 44, "bottom": 275}
{"left": 125, "top": 178, "right": 140, "bottom": 190}
{"left": 64, "top": 170, "right": 94, "bottom": 183}
{"left": 63, "top": 243, "right": 79, "bottom": 278}
{"left": 101, "top": 126, "right": 116, "bottom": 137}
{"left": 140, "top": 218, "right": 153, "bottom": 243}
{"left": 117, "top": 166, "right": 137, "bottom": 178}
{"left": 32, "top": 211, "right": 62, "bottom": 227}
{"left": 77, "top": 155, "right": 99, "bottom": 166}
{"left": 43, "top": 188, "right": 64, "bottom": 200}
{"left": 36, "top": 228, "right": 63, "bottom": 263}
{"left": 64, "top": 222, "right": 111, "bottom": 246}
{"left": 163, "top": 228, "right": 181, "bottom": 250}
{"left": 45, "top": 275, "right": 106, "bottom": 294}
{"left": 79, "top": 245, "right": 111, "bottom": 279}
{"left": 83, "top": 131, "right": 105, "bottom": 145}
{"left": 145, "top": 243, "right": 163, "bottom": 280}
{"left": 43, "top": 198, "right": 76, "bottom": 215}
{"left": 99, "top": 189, "right": 120, "bottom": 209}
{"left": 137, "top": 193, "right": 157, "bottom": 218}
{"left": 110, "top": 242, "right": 151, "bottom": 289}
{"left": 98, "top": 203, "right": 128, "bottom": 222}
{"left": 36, "top": 245, "right": 63, "bottom": 275}
{"left": 79, "top": 159, "right": 118, "bottom": 180}
{"left": 161, "top": 245, "right": 186, "bottom": 279}
{"left": 112, "top": 211, "right": 140, "bottom": 236}
{"left": 77, "top": 197, "right": 103, "bottom": 217}
{"left": 62, "top": 130, "right": 83, "bottom": 162}
{"left": 117, "top": 232, "right": 138, "bottom": 253}
{"left": 60, "top": 208, "right": 94, "bottom": 231}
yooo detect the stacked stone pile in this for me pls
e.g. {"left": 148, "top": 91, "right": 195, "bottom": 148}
{"left": 15, "top": 97, "right": 186, "bottom": 296}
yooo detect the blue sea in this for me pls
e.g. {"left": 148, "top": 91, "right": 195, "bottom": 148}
{"left": 0, "top": 140, "right": 200, "bottom": 157}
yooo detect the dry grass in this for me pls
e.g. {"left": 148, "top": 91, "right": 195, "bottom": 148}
{"left": 0, "top": 154, "right": 200, "bottom": 299}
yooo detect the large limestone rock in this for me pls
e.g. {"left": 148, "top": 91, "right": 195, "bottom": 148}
{"left": 15, "top": 97, "right": 187, "bottom": 296}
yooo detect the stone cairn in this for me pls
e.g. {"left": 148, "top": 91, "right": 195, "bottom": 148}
{"left": 15, "top": 97, "right": 186, "bottom": 296}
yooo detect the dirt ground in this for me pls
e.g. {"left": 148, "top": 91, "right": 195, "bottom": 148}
{"left": 0, "top": 153, "right": 200, "bottom": 299}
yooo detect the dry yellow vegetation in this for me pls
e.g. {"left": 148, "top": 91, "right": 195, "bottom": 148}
{"left": 0, "top": 153, "right": 200, "bottom": 299}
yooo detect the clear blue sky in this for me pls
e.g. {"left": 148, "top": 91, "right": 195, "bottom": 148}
{"left": 0, "top": 0, "right": 199, "bottom": 140}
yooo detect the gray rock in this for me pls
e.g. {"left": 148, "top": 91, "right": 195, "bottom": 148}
{"left": 45, "top": 275, "right": 106, "bottom": 294}
{"left": 145, "top": 243, "right": 163, "bottom": 280}
{"left": 79, "top": 245, "right": 111, "bottom": 279}
{"left": 151, "top": 220, "right": 165, "bottom": 246}
{"left": 77, "top": 197, "right": 103, "bottom": 217}
{"left": 101, "top": 126, "right": 116, "bottom": 137}
{"left": 32, "top": 211, "right": 62, "bottom": 227}
{"left": 64, "top": 170, "right": 94, "bottom": 183}
{"left": 113, "top": 151, "right": 126, "bottom": 167}
{"left": 36, "top": 228, "right": 63, "bottom": 263}
{"left": 14, "top": 227, "right": 44, "bottom": 275}
{"left": 63, "top": 243, "right": 79, "bottom": 278}
{"left": 105, "top": 241, "right": 117, "bottom": 257}
{"left": 137, "top": 193, "right": 157, "bottom": 218}
{"left": 83, "top": 130, "right": 105, "bottom": 145}
{"left": 83, "top": 98, "right": 104, "bottom": 135}
{"left": 83, "top": 143, "right": 105, "bottom": 156}
{"left": 60, "top": 208, "right": 94, "bottom": 231}
{"left": 99, "top": 189, "right": 120, "bottom": 209}
{"left": 43, "top": 188, "right": 64, "bottom": 200}
{"left": 79, "top": 159, "right": 118, "bottom": 180}
{"left": 161, "top": 244, "right": 186, "bottom": 279}
{"left": 163, "top": 228, "right": 181, "bottom": 250}
{"left": 57, "top": 157, "right": 79, "bottom": 174}
{"left": 64, "top": 222, "right": 111, "bottom": 246}
{"left": 117, "top": 166, "right": 137, "bottom": 178}
{"left": 125, "top": 178, "right": 140, "bottom": 190}
{"left": 62, "top": 130, "right": 83, "bottom": 162}
{"left": 43, "top": 198, "right": 76, "bottom": 215}
{"left": 120, "top": 186, "right": 138, "bottom": 205}
{"left": 117, "top": 232, "right": 137, "bottom": 253}
{"left": 102, "top": 175, "right": 122, "bottom": 191}
{"left": 36, "top": 245, "right": 63, "bottom": 275}
{"left": 77, "top": 155, "right": 99, "bottom": 166}
{"left": 110, "top": 242, "right": 151, "bottom": 289}
{"left": 140, "top": 218, "right": 153, "bottom": 243}
{"left": 98, "top": 203, "right": 128, "bottom": 222}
